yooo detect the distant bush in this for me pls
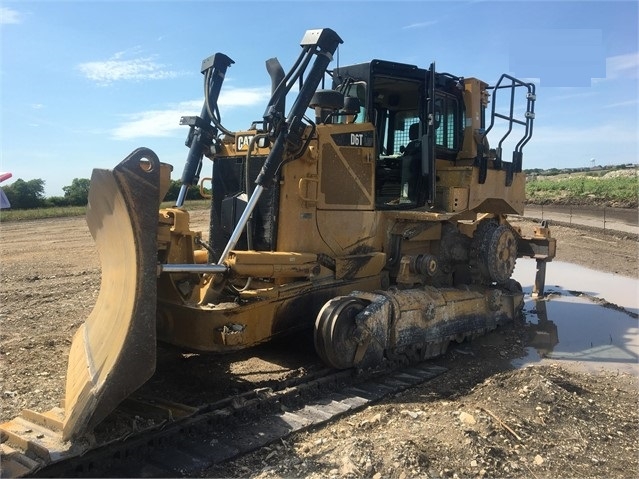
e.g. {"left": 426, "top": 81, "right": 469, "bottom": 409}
{"left": 46, "top": 196, "right": 71, "bottom": 207}
{"left": 63, "top": 178, "right": 91, "bottom": 206}
{"left": 2, "top": 178, "right": 46, "bottom": 209}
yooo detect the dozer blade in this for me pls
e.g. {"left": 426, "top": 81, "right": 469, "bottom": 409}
{"left": 62, "top": 148, "right": 162, "bottom": 440}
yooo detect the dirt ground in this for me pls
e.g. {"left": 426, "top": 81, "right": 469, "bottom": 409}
{"left": 0, "top": 211, "right": 637, "bottom": 478}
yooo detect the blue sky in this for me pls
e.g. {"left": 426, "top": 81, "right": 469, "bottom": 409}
{"left": 1, "top": 0, "right": 637, "bottom": 196}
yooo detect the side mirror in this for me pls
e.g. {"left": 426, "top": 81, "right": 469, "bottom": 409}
{"left": 342, "top": 96, "right": 360, "bottom": 115}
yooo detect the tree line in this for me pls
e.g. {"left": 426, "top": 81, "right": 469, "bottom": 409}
{"left": 2, "top": 178, "right": 204, "bottom": 210}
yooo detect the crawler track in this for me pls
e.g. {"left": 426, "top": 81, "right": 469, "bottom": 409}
{"left": 4, "top": 360, "right": 446, "bottom": 477}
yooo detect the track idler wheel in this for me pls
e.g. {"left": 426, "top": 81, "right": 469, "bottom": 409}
{"left": 314, "top": 296, "right": 369, "bottom": 369}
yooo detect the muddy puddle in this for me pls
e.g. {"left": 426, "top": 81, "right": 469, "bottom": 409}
{"left": 511, "top": 260, "right": 639, "bottom": 375}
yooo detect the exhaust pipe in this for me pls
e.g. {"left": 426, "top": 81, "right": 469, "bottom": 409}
{"left": 265, "top": 57, "right": 286, "bottom": 118}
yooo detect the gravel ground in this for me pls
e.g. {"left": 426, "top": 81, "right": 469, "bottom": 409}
{"left": 0, "top": 212, "right": 637, "bottom": 478}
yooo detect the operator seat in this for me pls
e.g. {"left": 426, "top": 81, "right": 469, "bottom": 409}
{"left": 401, "top": 122, "right": 422, "bottom": 201}
{"left": 405, "top": 122, "right": 421, "bottom": 155}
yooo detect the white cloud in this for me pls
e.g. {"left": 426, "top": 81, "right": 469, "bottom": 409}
{"left": 111, "top": 100, "right": 200, "bottom": 140}
{"left": 603, "top": 99, "right": 638, "bottom": 109}
{"left": 217, "top": 86, "right": 271, "bottom": 108}
{"left": 604, "top": 53, "right": 639, "bottom": 81}
{"left": 111, "top": 86, "right": 271, "bottom": 140}
{"left": 77, "top": 53, "right": 183, "bottom": 85}
{"left": 402, "top": 20, "right": 438, "bottom": 30}
{"left": 0, "top": 6, "right": 21, "bottom": 24}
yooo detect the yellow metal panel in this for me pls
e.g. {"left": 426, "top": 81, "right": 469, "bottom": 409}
{"left": 434, "top": 164, "right": 525, "bottom": 215}
{"left": 298, "top": 175, "right": 319, "bottom": 206}
{"left": 459, "top": 78, "right": 489, "bottom": 160}
{"left": 277, "top": 123, "right": 378, "bottom": 254}
{"left": 436, "top": 186, "right": 470, "bottom": 212}
{"left": 316, "top": 209, "right": 381, "bottom": 255}
{"left": 317, "top": 123, "right": 375, "bottom": 211}
{"left": 276, "top": 134, "right": 323, "bottom": 253}
{"left": 230, "top": 251, "right": 318, "bottom": 265}
{"left": 391, "top": 221, "right": 442, "bottom": 242}
{"left": 158, "top": 275, "right": 383, "bottom": 352}
{"left": 227, "top": 251, "right": 320, "bottom": 279}
{"left": 334, "top": 252, "right": 386, "bottom": 280}
{"left": 435, "top": 165, "right": 474, "bottom": 187}
{"left": 468, "top": 168, "right": 525, "bottom": 215}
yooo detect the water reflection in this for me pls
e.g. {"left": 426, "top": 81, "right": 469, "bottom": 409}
{"left": 512, "top": 261, "right": 639, "bottom": 375}
{"left": 524, "top": 300, "right": 558, "bottom": 357}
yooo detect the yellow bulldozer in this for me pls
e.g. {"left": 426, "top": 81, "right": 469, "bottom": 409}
{"left": 1, "top": 28, "right": 555, "bottom": 471}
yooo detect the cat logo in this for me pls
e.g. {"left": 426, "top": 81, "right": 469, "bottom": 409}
{"left": 236, "top": 135, "right": 254, "bottom": 151}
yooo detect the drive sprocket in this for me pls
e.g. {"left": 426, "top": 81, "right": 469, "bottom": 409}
{"left": 486, "top": 224, "right": 518, "bottom": 283}
{"left": 471, "top": 220, "right": 518, "bottom": 285}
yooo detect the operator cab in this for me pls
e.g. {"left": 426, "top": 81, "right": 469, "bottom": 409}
{"left": 333, "top": 60, "right": 464, "bottom": 209}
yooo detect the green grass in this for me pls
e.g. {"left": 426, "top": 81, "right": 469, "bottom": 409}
{"left": 526, "top": 174, "right": 638, "bottom": 205}
{"left": 0, "top": 205, "right": 87, "bottom": 222}
{"left": 0, "top": 199, "right": 211, "bottom": 223}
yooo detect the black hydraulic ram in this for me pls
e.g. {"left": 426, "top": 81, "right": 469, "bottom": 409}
{"left": 217, "top": 28, "right": 343, "bottom": 265}
{"left": 177, "top": 53, "right": 234, "bottom": 207}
